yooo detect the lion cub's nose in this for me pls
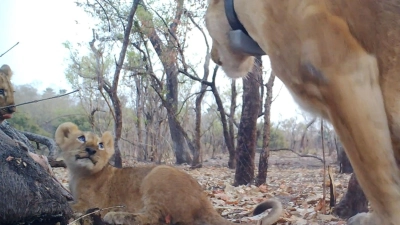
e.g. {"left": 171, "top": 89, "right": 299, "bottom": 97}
{"left": 85, "top": 148, "right": 97, "bottom": 155}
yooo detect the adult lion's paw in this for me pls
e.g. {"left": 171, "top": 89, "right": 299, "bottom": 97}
{"left": 348, "top": 212, "right": 380, "bottom": 225}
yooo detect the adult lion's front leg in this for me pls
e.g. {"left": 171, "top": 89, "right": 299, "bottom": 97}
{"left": 205, "top": 0, "right": 400, "bottom": 223}
{"left": 294, "top": 8, "right": 400, "bottom": 225}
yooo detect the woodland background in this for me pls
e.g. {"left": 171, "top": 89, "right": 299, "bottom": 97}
{"left": 2, "top": 0, "right": 362, "bottom": 224}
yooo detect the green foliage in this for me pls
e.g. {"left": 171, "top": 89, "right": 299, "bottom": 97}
{"left": 8, "top": 112, "right": 51, "bottom": 137}
{"left": 9, "top": 84, "right": 93, "bottom": 138}
{"left": 269, "top": 127, "right": 286, "bottom": 149}
{"left": 56, "top": 114, "right": 92, "bottom": 132}
{"left": 256, "top": 123, "right": 286, "bottom": 149}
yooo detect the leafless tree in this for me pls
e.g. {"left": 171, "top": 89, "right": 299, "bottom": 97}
{"left": 234, "top": 58, "right": 262, "bottom": 185}
{"left": 256, "top": 72, "right": 275, "bottom": 186}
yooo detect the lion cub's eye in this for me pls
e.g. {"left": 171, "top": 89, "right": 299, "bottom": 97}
{"left": 0, "top": 89, "right": 4, "bottom": 96}
{"left": 77, "top": 135, "right": 86, "bottom": 143}
{"left": 98, "top": 143, "right": 104, "bottom": 150}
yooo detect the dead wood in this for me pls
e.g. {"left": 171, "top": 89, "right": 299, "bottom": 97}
{"left": 270, "top": 148, "right": 324, "bottom": 162}
{"left": 0, "top": 121, "right": 73, "bottom": 224}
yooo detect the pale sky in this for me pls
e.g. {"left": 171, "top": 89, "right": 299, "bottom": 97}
{"left": 0, "top": 0, "right": 302, "bottom": 122}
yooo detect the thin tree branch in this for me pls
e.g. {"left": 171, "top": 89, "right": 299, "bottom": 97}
{"left": 0, "top": 42, "right": 19, "bottom": 57}
{"left": 178, "top": 69, "right": 212, "bottom": 86}
{"left": 102, "top": 0, "right": 126, "bottom": 31}
{"left": 0, "top": 89, "right": 79, "bottom": 110}
{"left": 94, "top": 0, "right": 111, "bottom": 32}
{"left": 270, "top": 148, "right": 324, "bottom": 162}
{"left": 271, "top": 83, "right": 283, "bottom": 103}
{"left": 112, "top": 0, "right": 141, "bottom": 90}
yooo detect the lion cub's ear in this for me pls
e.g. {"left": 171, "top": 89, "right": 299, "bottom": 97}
{"left": 0, "top": 65, "right": 12, "bottom": 78}
{"left": 101, "top": 131, "right": 115, "bottom": 155}
{"left": 55, "top": 122, "right": 80, "bottom": 148}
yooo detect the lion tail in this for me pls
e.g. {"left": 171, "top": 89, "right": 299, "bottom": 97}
{"left": 253, "top": 199, "right": 283, "bottom": 225}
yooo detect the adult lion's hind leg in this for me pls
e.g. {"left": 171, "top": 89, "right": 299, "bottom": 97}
{"left": 295, "top": 6, "right": 400, "bottom": 225}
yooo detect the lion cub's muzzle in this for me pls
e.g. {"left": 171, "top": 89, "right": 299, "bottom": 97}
{"left": 75, "top": 147, "right": 97, "bottom": 164}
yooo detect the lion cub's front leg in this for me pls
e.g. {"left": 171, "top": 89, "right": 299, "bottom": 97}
{"left": 103, "top": 211, "right": 165, "bottom": 225}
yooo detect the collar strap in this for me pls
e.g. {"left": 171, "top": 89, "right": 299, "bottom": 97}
{"left": 224, "top": 0, "right": 249, "bottom": 36}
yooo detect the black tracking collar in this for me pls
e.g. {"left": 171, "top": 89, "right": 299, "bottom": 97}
{"left": 224, "top": 0, "right": 249, "bottom": 36}
{"left": 224, "top": 0, "right": 266, "bottom": 56}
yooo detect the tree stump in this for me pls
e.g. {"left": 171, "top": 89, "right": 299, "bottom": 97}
{"left": 336, "top": 139, "right": 353, "bottom": 173}
{"left": 334, "top": 173, "right": 368, "bottom": 219}
{"left": 0, "top": 123, "right": 72, "bottom": 224}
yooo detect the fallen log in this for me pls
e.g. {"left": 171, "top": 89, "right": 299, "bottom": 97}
{"left": 0, "top": 124, "right": 72, "bottom": 224}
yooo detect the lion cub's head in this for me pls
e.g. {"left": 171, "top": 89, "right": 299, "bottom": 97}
{"left": 55, "top": 122, "right": 114, "bottom": 175}
{"left": 0, "top": 65, "right": 16, "bottom": 121}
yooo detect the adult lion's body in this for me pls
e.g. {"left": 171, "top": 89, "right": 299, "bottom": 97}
{"left": 205, "top": 0, "right": 400, "bottom": 224}
{"left": 56, "top": 122, "right": 282, "bottom": 225}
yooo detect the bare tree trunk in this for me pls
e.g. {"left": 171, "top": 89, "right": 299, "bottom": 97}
{"left": 138, "top": 1, "right": 192, "bottom": 164}
{"left": 256, "top": 72, "right": 275, "bottom": 186}
{"left": 87, "top": 0, "right": 140, "bottom": 168}
{"left": 334, "top": 173, "right": 368, "bottom": 219}
{"left": 234, "top": 58, "right": 262, "bottom": 186}
{"left": 193, "top": 66, "right": 211, "bottom": 167}
{"left": 208, "top": 66, "right": 236, "bottom": 169}
{"left": 134, "top": 76, "right": 146, "bottom": 161}
{"left": 228, "top": 80, "right": 237, "bottom": 169}
{"left": 299, "top": 117, "right": 317, "bottom": 153}
{"left": 190, "top": 13, "right": 213, "bottom": 167}
{"left": 336, "top": 138, "right": 353, "bottom": 173}
{"left": 109, "top": 95, "right": 123, "bottom": 167}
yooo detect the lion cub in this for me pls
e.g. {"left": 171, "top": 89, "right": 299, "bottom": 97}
{"left": 0, "top": 64, "right": 16, "bottom": 121}
{"left": 56, "top": 122, "right": 282, "bottom": 225}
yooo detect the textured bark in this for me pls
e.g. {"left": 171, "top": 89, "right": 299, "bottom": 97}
{"left": 193, "top": 74, "right": 210, "bottom": 167}
{"left": 334, "top": 173, "right": 368, "bottom": 219}
{"left": 0, "top": 123, "right": 72, "bottom": 225}
{"left": 134, "top": 75, "right": 147, "bottom": 161}
{"left": 337, "top": 140, "right": 353, "bottom": 173}
{"left": 256, "top": 72, "right": 275, "bottom": 186}
{"left": 0, "top": 121, "right": 35, "bottom": 153}
{"left": 228, "top": 80, "right": 237, "bottom": 169}
{"left": 234, "top": 59, "right": 261, "bottom": 186}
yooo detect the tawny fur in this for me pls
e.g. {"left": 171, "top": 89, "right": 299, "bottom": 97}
{"left": 55, "top": 122, "right": 282, "bottom": 225}
{"left": 205, "top": 1, "right": 400, "bottom": 224}
{"left": 0, "top": 64, "right": 15, "bottom": 121}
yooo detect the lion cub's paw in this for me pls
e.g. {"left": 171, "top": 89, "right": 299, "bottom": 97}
{"left": 348, "top": 212, "right": 380, "bottom": 225}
